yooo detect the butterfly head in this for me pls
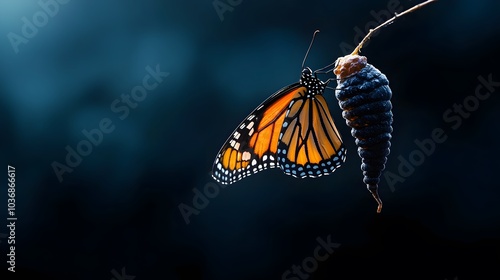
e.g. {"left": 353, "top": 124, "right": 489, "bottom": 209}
{"left": 300, "top": 67, "right": 326, "bottom": 95}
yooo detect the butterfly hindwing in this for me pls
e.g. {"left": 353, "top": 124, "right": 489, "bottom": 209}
{"left": 277, "top": 90, "right": 346, "bottom": 178}
{"left": 212, "top": 84, "right": 306, "bottom": 184}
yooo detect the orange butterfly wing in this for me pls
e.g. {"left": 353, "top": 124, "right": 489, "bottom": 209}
{"left": 277, "top": 92, "right": 346, "bottom": 177}
{"left": 212, "top": 84, "right": 306, "bottom": 184}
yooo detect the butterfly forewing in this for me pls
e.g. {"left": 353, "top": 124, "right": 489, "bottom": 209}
{"left": 212, "top": 84, "right": 305, "bottom": 184}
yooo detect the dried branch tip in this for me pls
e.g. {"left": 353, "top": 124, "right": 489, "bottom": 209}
{"left": 351, "top": 0, "right": 438, "bottom": 55}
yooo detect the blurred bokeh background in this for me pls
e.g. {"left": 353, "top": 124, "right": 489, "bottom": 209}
{"left": 0, "top": 0, "right": 499, "bottom": 279}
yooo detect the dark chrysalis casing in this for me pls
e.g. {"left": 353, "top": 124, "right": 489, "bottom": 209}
{"left": 334, "top": 55, "right": 393, "bottom": 213}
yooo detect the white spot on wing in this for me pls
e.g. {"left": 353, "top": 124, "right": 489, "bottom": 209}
{"left": 242, "top": 152, "right": 251, "bottom": 161}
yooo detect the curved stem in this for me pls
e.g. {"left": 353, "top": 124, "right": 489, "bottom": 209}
{"left": 351, "top": 0, "right": 438, "bottom": 55}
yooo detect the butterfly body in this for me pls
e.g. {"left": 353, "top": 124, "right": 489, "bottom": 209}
{"left": 334, "top": 55, "right": 393, "bottom": 213}
{"left": 212, "top": 68, "right": 346, "bottom": 185}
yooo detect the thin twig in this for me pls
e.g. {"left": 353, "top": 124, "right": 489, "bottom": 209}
{"left": 351, "top": 0, "right": 438, "bottom": 55}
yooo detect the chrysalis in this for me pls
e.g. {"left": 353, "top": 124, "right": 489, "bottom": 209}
{"left": 334, "top": 54, "right": 393, "bottom": 213}
{"left": 331, "top": 0, "right": 436, "bottom": 213}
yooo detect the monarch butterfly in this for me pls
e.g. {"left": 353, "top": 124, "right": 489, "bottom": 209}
{"left": 334, "top": 54, "right": 393, "bottom": 213}
{"left": 212, "top": 32, "right": 346, "bottom": 185}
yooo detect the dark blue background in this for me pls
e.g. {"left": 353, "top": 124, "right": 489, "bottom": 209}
{"left": 1, "top": 0, "right": 499, "bottom": 279}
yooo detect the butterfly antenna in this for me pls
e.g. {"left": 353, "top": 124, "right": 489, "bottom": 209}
{"left": 302, "top": 30, "right": 320, "bottom": 69}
